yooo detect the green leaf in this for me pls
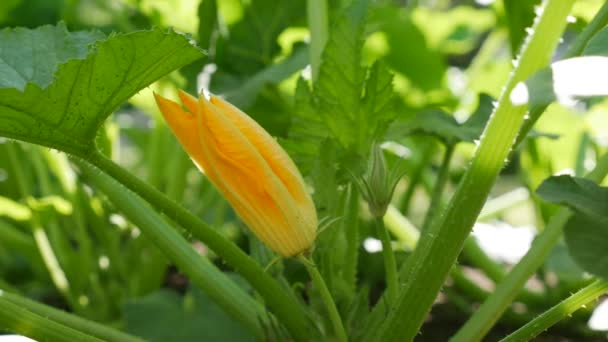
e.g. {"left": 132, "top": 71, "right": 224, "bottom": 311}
{"left": 125, "top": 288, "right": 254, "bottom": 342}
{"left": 536, "top": 175, "right": 608, "bottom": 223}
{"left": 545, "top": 244, "right": 585, "bottom": 284}
{"left": 220, "top": 45, "right": 309, "bottom": 108}
{"left": 215, "top": 0, "right": 305, "bottom": 76}
{"left": 362, "top": 61, "right": 396, "bottom": 143}
{"left": 315, "top": 0, "right": 368, "bottom": 152}
{"left": 386, "top": 93, "right": 493, "bottom": 145}
{"left": 564, "top": 213, "right": 608, "bottom": 279}
{"left": 368, "top": 5, "right": 445, "bottom": 91}
{"left": 282, "top": 77, "right": 328, "bottom": 174}
{"left": 197, "top": 0, "right": 219, "bottom": 52}
{"left": 503, "top": 0, "right": 540, "bottom": 56}
{"left": 582, "top": 26, "right": 608, "bottom": 56}
{"left": 0, "top": 23, "right": 102, "bottom": 90}
{"left": 537, "top": 175, "right": 608, "bottom": 279}
{"left": 0, "top": 24, "right": 204, "bottom": 156}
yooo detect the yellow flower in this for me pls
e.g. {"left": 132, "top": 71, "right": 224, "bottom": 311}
{"left": 154, "top": 91, "right": 317, "bottom": 256}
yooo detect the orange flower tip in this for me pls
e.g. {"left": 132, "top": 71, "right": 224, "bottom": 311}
{"left": 177, "top": 90, "right": 198, "bottom": 113}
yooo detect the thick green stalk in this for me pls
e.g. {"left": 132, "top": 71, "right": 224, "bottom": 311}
{"left": 0, "top": 293, "right": 102, "bottom": 342}
{"left": 500, "top": 279, "right": 608, "bottom": 342}
{"left": 514, "top": 0, "right": 608, "bottom": 148}
{"left": 452, "top": 151, "right": 608, "bottom": 341}
{"left": 0, "top": 291, "right": 143, "bottom": 342}
{"left": 298, "top": 255, "right": 347, "bottom": 342}
{"left": 452, "top": 210, "right": 570, "bottom": 342}
{"left": 84, "top": 150, "right": 313, "bottom": 341}
{"left": 307, "top": 0, "right": 328, "bottom": 81}
{"left": 368, "top": 2, "right": 574, "bottom": 341}
{"left": 76, "top": 158, "right": 266, "bottom": 339}
{"left": 374, "top": 216, "right": 399, "bottom": 302}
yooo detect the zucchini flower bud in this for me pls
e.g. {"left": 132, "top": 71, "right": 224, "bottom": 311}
{"left": 354, "top": 143, "right": 407, "bottom": 218}
{"left": 154, "top": 91, "right": 317, "bottom": 257}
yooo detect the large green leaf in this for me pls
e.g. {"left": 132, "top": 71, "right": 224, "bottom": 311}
{"left": 0, "top": 23, "right": 102, "bottom": 90}
{"left": 564, "top": 213, "right": 608, "bottom": 279}
{"left": 315, "top": 0, "right": 368, "bottom": 152}
{"left": 386, "top": 93, "right": 493, "bottom": 145}
{"left": 125, "top": 288, "right": 254, "bottom": 342}
{"left": 214, "top": 0, "right": 305, "bottom": 76}
{"left": 582, "top": 26, "right": 608, "bottom": 56}
{"left": 314, "top": 0, "right": 397, "bottom": 155}
{"left": 0, "top": 24, "right": 203, "bottom": 156}
{"left": 537, "top": 175, "right": 608, "bottom": 223}
{"left": 537, "top": 175, "right": 608, "bottom": 279}
{"left": 368, "top": 5, "right": 445, "bottom": 91}
{"left": 516, "top": 27, "right": 608, "bottom": 119}
{"left": 220, "top": 45, "right": 309, "bottom": 108}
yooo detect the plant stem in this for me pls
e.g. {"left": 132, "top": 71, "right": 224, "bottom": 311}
{"left": 452, "top": 210, "right": 570, "bottom": 341}
{"left": 84, "top": 150, "right": 313, "bottom": 341}
{"left": 383, "top": 205, "right": 419, "bottom": 250}
{"left": 399, "top": 142, "right": 435, "bottom": 214}
{"left": 564, "top": 1, "right": 608, "bottom": 57}
{"left": 500, "top": 279, "right": 608, "bottom": 342}
{"left": 452, "top": 151, "right": 608, "bottom": 341}
{"left": 514, "top": 0, "right": 608, "bottom": 148}
{"left": 367, "top": 2, "right": 574, "bottom": 341}
{"left": 75, "top": 158, "right": 267, "bottom": 339}
{"left": 307, "top": 0, "right": 328, "bottom": 81}
{"left": 0, "top": 292, "right": 102, "bottom": 342}
{"left": 420, "top": 144, "right": 454, "bottom": 233}
{"left": 343, "top": 184, "right": 360, "bottom": 297}
{"left": 298, "top": 255, "right": 348, "bottom": 342}
{"left": 375, "top": 216, "right": 399, "bottom": 302}
{"left": 0, "top": 291, "right": 144, "bottom": 342}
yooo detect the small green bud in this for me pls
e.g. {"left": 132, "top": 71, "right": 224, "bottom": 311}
{"left": 354, "top": 143, "right": 408, "bottom": 218}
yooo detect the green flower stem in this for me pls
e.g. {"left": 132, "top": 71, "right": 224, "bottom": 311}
{"left": 375, "top": 216, "right": 399, "bottom": 302}
{"left": 383, "top": 205, "right": 419, "bottom": 250}
{"left": 369, "top": 2, "right": 574, "bottom": 341}
{"left": 0, "top": 292, "right": 102, "bottom": 342}
{"left": 75, "top": 158, "right": 266, "bottom": 339}
{"left": 84, "top": 150, "right": 313, "bottom": 341}
{"left": 564, "top": 0, "right": 608, "bottom": 57}
{"left": 307, "top": 0, "right": 328, "bottom": 81}
{"left": 343, "top": 184, "right": 360, "bottom": 295}
{"left": 399, "top": 142, "right": 435, "bottom": 214}
{"left": 453, "top": 151, "right": 608, "bottom": 341}
{"left": 298, "top": 255, "right": 347, "bottom": 342}
{"left": 420, "top": 144, "right": 454, "bottom": 233}
{"left": 500, "top": 279, "right": 608, "bottom": 342}
{"left": 0, "top": 290, "right": 144, "bottom": 342}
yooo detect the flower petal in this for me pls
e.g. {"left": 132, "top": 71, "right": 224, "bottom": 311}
{"left": 153, "top": 93, "right": 211, "bottom": 172}
{"left": 209, "top": 96, "right": 317, "bottom": 237}
{"left": 197, "top": 95, "right": 313, "bottom": 255}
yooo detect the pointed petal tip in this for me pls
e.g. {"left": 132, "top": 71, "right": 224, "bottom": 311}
{"left": 177, "top": 90, "right": 198, "bottom": 114}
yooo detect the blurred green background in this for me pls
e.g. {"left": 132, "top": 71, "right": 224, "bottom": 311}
{"left": 1, "top": 0, "right": 608, "bottom": 341}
